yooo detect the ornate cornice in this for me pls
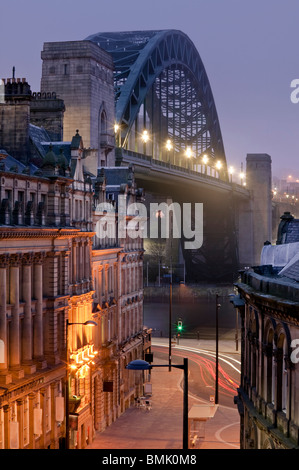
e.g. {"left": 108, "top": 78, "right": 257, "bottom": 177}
{"left": 0, "top": 228, "right": 95, "bottom": 239}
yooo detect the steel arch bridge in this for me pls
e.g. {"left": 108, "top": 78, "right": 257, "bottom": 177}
{"left": 86, "top": 30, "right": 239, "bottom": 282}
{"left": 86, "top": 30, "right": 228, "bottom": 179}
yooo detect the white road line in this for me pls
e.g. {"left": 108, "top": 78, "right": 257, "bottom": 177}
{"left": 214, "top": 422, "right": 240, "bottom": 448}
{"left": 152, "top": 342, "right": 241, "bottom": 374}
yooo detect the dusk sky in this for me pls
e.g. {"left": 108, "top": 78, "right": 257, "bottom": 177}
{"left": 1, "top": 0, "right": 299, "bottom": 179}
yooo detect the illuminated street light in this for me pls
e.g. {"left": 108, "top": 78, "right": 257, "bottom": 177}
{"left": 228, "top": 166, "right": 234, "bottom": 183}
{"left": 185, "top": 146, "right": 193, "bottom": 158}
{"left": 216, "top": 161, "right": 222, "bottom": 170}
{"left": 166, "top": 139, "right": 173, "bottom": 151}
{"left": 240, "top": 172, "right": 245, "bottom": 185}
{"left": 141, "top": 130, "right": 149, "bottom": 143}
{"left": 114, "top": 123, "right": 119, "bottom": 133}
{"left": 202, "top": 154, "right": 208, "bottom": 165}
{"left": 166, "top": 139, "right": 174, "bottom": 164}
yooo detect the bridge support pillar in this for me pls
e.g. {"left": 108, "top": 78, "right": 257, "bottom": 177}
{"left": 237, "top": 154, "right": 272, "bottom": 267}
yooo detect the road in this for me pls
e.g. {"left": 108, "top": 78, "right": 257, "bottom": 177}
{"left": 152, "top": 341, "right": 240, "bottom": 408}
{"left": 86, "top": 337, "right": 241, "bottom": 450}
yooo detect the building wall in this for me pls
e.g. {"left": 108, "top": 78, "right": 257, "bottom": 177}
{"left": 234, "top": 269, "right": 299, "bottom": 449}
{"left": 40, "top": 40, "right": 115, "bottom": 171}
{"left": 0, "top": 61, "right": 147, "bottom": 448}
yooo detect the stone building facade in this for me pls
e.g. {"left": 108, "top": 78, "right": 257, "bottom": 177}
{"left": 0, "top": 71, "right": 149, "bottom": 448}
{"left": 233, "top": 214, "right": 299, "bottom": 449}
{"left": 40, "top": 40, "right": 115, "bottom": 173}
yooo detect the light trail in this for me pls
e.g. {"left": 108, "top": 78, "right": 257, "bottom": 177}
{"left": 152, "top": 343, "right": 240, "bottom": 398}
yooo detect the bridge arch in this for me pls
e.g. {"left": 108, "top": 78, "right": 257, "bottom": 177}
{"left": 86, "top": 30, "right": 228, "bottom": 180}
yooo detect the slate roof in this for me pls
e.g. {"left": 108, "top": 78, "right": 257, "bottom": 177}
{"left": 259, "top": 212, "right": 299, "bottom": 283}
{"left": 29, "top": 124, "right": 51, "bottom": 158}
{"left": 102, "top": 167, "right": 132, "bottom": 187}
{"left": 278, "top": 252, "right": 299, "bottom": 282}
{"left": 0, "top": 149, "right": 38, "bottom": 175}
{"left": 282, "top": 219, "right": 299, "bottom": 244}
{"left": 40, "top": 142, "right": 72, "bottom": 162}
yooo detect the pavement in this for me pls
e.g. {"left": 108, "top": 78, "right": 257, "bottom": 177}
{"left": 86, "top": 337, "right": 241, "bottom": 450}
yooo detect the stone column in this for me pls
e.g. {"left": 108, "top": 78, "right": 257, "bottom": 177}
{"left": 3, "top": 405, "right": 10, "bottom": 449}
{"left": 104, "top": 265, "right": 109, "bottom": 301}
{"left": 61, "top": 251, "right": 70, "bottom": 296}
{"left": 0, "top": 254, "right": 11, "bottom": 382}
{"left": 98, "top": 266, "right": 103, "bottom": 299}
{"left": 9, "top": 254, "right": 23, "bottom": 378}
{"left": 33, "top": 253, "right": 47, "bottom": 369}
{"left": 84, "top": 241, "right": 90, "bottom": 281}
{"left": 72, "top": 241, "right": 77, "bottom": 285}
{"left": 28, "top": 393, "right": 35, "bottom": 449}
{"left": 16, "top": 399, "right": 24, "bottom": 449}
{"left": 22, "top": 253, "right": 36, "bottom": 374}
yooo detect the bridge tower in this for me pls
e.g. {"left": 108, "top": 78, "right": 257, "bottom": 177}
{"left": 246, "top": 153, "right": 272, "bottom": 265}
{"left": 40, "top": 40, "right": 115, "bottom": 174}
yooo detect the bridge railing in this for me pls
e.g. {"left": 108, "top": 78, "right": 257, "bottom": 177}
{"left": 115, "top": 147, "right": 250, "bottom": 197}
{"left": 116, "top": 147, "right": 226, "bottom": 181}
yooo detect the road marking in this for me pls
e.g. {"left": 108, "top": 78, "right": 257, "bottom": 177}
{"left": 214, "top": 422, "right": 240, "bottom": 448}
{"left": 152, "top": 342, "right": 241, "bottom": 374}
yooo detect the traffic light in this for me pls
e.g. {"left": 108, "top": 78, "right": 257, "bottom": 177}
{"left": 175, "top": 319, "right": 183, "bottom": 336}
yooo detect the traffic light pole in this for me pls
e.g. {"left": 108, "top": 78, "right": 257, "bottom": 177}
{"left": 169, "top": 278, "right": 172, "bottom": 372}
{"left": 150, "top": 359, "right": 189, "bottom": 450}
{"left": 215, "top": 294, "right": 220, "bottom": 405}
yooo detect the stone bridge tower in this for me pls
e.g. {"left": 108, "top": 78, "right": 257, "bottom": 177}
{"left": 40, "top": 40, "right": 115, "bottom": 174}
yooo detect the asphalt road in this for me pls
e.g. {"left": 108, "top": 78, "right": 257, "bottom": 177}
{"left": 152, "top": 342, "right": 240, "bottom": 408}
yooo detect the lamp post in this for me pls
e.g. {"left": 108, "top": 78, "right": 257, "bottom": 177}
{"left": 202, "top": 154, "right": 208, "bottom": 174}
{"left": 126, "top": 358, "right": 189, "bottom": 449}
{"left": 166, "top": 139, "right": 173, "bottom": 164}
{"left": 185, "top": 147, "right": 193, "bottom": 169}
{"left": 169, "top": 270, "right": 172, "bottom": 371}
{"left": 215, "top": 295, "right": 221, "bottom": 405}
{"left": 65, "top": 319, "right": 97, "bottom": 449}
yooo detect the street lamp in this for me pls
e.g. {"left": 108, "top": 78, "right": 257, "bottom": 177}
{"left": 65, "top": 319, "right": 97, "bottom": 449}
{"left": 126, "top": 358, "right": 189, "bottom": 449}
{"left": 202, "top": 154, "right": 208, "bottom": 174}
{"left": 215, "top": 295, "right": 221, "bottom": 405}
{"left": 185, "top": 147, "right": 193, "bottom": 169}
{"left": 228, "top": 166, "right": 234, "bottom": 183}
{"left": 166, "top": 139, "right": 175, "bottom": 164}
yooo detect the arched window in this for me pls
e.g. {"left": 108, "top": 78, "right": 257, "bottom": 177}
{"left": 264, "top": 328, "right": 274, "bottom": 404}
{"left": 276, "top": 331, "right": 287, "bottom": 412}
{"left": 100, "top": 111, "right": 107, "bottom": 135}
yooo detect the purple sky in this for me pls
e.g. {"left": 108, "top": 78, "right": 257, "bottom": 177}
{"left": 1, "top": 0, "right": 299, "bottom": 179}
